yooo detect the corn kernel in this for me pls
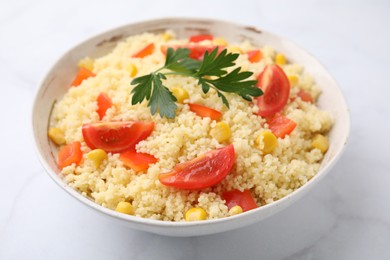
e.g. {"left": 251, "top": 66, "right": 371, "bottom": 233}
{"left": 185, "top": 207, "right": 207, "bottom": 221}
{"left": 126, "top": 63, "right": 138, "bottom": 77}
{"left": 275, "top": 53, "right": 287, "bottom": 65}
{"left": 227, "top": 45, "right": 242, "bottom": 54}
{"left": 87, "top": 149, "right": 107, "bottom": 168}
{"left": 288, "top": 75, "right": 299, "bottom": 86}
{"left": 115, "top": 201, "right": 134, "bottom": 215}
{"left": 213, "top": 37, "right": 228, "bottom": 46}
{"left": 229, "top": 205, "right": 243, "bottom": 216}
{"left": 210, "top": 122, "right": 231, "bottom": 143}
{"left": 48, "top": 127, "right": 66, "bottom": 145}
{"left": 161, "top": 32, "right": 173, "bottom": 41}
{"left": 77, "top": 57, "right": 94, "bottom": 71}
{"left": 171, "top": 87, "right": 189, "bottom": 103}
{"left": 256, "top": 131, "right": 278, "bottom": 154}
{"left": 312, "top": 134, "right": 329, "bottom": 153}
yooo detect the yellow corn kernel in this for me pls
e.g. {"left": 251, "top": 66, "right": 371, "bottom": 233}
{"left": 126, "top": 63, "right": 138, "bottom": 77}
{"left": 228, "top": 205, "right": 243, "bottom": 216}
{"left": 210, "top": 122, "right": 231, "bottom": 143}
{"left": 77, "top": 57, "right": 94, "bottom": 71}
{"left": 161, "top": 32, "right": 173, "bottom": 41}
{"left": 185, "top": 207, "right": 207, "bottom": 221}
{"left": 288, "top": 75, "right": 299, "bottom": 86}
{"left": 171, "top": 87, "right": 189, "bottom": 104}
{"left": 227, "top": 45, "right": 242, "bottom": 54}
{"left": 275, "top": 53, "right": 287, "bottom": 65}
{"left": 48, "top": 127, "right": 66, "bottom": 145}
{"left": 213, "top": 37, "right": 228, "bottom": 46}
{"left": 256, "top": 131, "right": 278, "bottom": 154}
{"left": 115, "top": 201, "right": 134, "bottom": 215}
{"left": 87, "top": 149, "right": 107, "bottom": 168}
{"left": 312, "top": 134, "right": 329, "bottom": 153}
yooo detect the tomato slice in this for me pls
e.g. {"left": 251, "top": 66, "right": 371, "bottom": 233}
{"left": 158, "top": 144, "right": 235, "bottom": 190}
{"left": 71, "top": 67, "right": 95, "bottom": 87}
{"left": 267, "top": 113, "right": 297, "bottom": 138}
{"left": 297, "top": 89, "right": 313, "bottom": 103}
{"left": 161, "top": 45, "right": 224, "bottom": 60}
{"left": 82, "top": 121, "right": 154, "bottom": 153}
{"left": 189, "top": 45, "right": 225, "bottom": 60}
{"left": 58, "top": 141, "right": 83, "bottom": 169}
{"left": 97, "top": 92, "right": 112, "bottom": 120}
{"left": 247, "top": 50, "right": 263, "bottom": 63}
{"left": 222, "top": 189, "right": 257, "bottom": 212}
{"left": 256, "top": 64, "right": 290, "bottom": 117}
{"left": 132, "top": 43, "right": 155, "bottom": 58}
{"left": 120, "top": 150, "right": 157, "bottom": 172}
{"left": 188, "top": 103, "right": 222, "bottom": 120}
{"left": 189, "top": 34, "right": 214, "bottom": 43}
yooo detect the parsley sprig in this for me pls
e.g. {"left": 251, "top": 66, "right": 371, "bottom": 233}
{"left": 131, "top": 47, "right": 263, "bottom": 118}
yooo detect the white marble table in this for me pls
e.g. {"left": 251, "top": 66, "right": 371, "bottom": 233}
{"left": 1, "top": 0, "right": 389, "bottom": 259}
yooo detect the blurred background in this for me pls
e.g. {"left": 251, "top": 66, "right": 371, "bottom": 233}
{"left": 1, "top": 0, "right": 389, "bottom": 259}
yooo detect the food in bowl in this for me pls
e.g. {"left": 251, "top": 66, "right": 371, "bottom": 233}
{"left": 48, "top": 31, "right": 332, "bottom": 221}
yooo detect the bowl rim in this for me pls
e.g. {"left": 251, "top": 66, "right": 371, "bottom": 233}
{"left": 32, "top": 17, "right": 351, "bottom": 229}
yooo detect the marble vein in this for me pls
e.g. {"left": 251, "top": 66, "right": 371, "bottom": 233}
{"left": 1, "top": 170, "right": 40, "bottom": 237}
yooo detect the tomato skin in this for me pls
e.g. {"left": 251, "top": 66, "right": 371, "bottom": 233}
{"left": 120, "top": 150, "right": 157, "bottom": 172}
{"left": 71, "top": 68, "right": 95, "bottom": 87}
{"left": 297, "top": 90, "right": 313, "bottom": 103}
{"left": 188, "top": 103, "right": 222, "bottom": 120}
{"left": 189, "top": 45, "right": 225, "bottom": 60}
{"left": 158, "top": 144, "right": 235, "bottom": 190}
{"left": 132, "top": 43, "right": 155, "bottom": 58}
{"left": 256, "top": 64, "right": 290, "bottom": 117}
{"left": 82, "top": 121, "right": 154, "bottom": 153}
{"left": 247, "top": 50, "right": 263, "bottom": 63}
{"left": 189, "top": 34, "right": 214, "bottom": 43}
{"left": 222, "top": 189, "right": 257, "bottom": 212}
{"left": 58, "top": 141, "right": 83, "bottom": 169}
{"left": 97, "top": 92, "right": 112, "bottom": 120}
{"left": 267, "top": 113, "right": 297, "bottom": 138}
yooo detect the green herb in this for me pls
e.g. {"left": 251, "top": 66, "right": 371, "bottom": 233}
{"left": 131, "top": 47, "right": 263, "bottom": 118}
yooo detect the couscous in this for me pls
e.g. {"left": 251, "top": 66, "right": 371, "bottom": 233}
{"left": 49, "top": 31, "right": 332, "bottom": 221}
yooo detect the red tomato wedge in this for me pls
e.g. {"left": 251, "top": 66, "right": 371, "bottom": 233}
{"left": 71, "top": 67, "right": 95, "bottom": 87}
{"left": 189, "top": 34, "right": 214, "bottom": 43}
{"left": 188, "top": 103, "right": 222, "bottom": 120}
{"left": 82, "top": 121, "right": 154, "bottom": 153}
{"left": 132, "top": 43, "right": 155, "bottom": 58}
{"left": 188, "top": 45, "right": 218, "bottom": 60}
{"left": 161, "top": 45, "right": 224, "bottom": 60}
{"left": 97, "top": 92, "right": 112, "bottom": 120}
{"left": 256, "top": 64, "right": 290, "bottom": 117}
{"left": 247, "top": 50, "right": 263, "bottom": 63}
{"left": 297, "top": 90, "right": 313, "bottom": 103}
{"left": 120, "top": 150, "right": 157, "bottom": 172}
{"left": 222, "top": 189, "right": 257, "bottom": 212}
{"left": 267, "top": 113, "right": 297, "bottom": 138}
{"left": 158, "top": 144, "right": 235, "bottom": 190}
{"left": 58, "top": 141, "right": 83, "bottom": 169}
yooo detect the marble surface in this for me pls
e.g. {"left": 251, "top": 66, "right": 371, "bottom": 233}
{"left": 1, "top": 0, "right": 389, "bottom": 259}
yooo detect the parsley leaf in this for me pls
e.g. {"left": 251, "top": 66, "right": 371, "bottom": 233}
{"left": 131, "top": 73, "right": 178, "bottom": 118}
{"left": 131, "top": 47, "right": 263, "bottom": 118}
{"left": 164, "top": 48, "right": 200, "bottom": 75}
{"left": 196, "top": 48, "right": 238, "bottom": 77}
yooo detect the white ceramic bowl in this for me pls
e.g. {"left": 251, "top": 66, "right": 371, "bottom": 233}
{"left": 32, "top": 18, "right": 350, "bottom": 237}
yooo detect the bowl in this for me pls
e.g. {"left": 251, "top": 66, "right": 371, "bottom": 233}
{"left": 32, "top": 18, "right": 350, "bottom": 237}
